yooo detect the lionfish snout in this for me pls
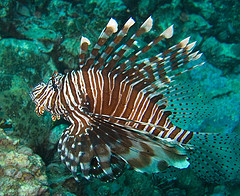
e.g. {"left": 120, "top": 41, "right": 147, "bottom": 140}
{"left": 30, "top": 82, "right": 49, "bottom": 116}
{"left": 30, "top": 82, "right": 47, "bottom": 103}
{"left": 30, "top": 73, "right": 64, "bottom": 120}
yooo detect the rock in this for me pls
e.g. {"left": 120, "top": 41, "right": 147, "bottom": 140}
{"left": 166, "top": 188, "right": 186, "bottom": 196}
{"left": 46, "top": 162, "right": 85, "bottom": 195}
{"left": 18, "top": 23, "right": 61, "bottom": 42}
{"left": 48, "top": 124, "right": 68, "bottom": 150}
{"left": 182, "top": 0, "right": 215, "bottom": 20}
{"left": 180, "top": 14, "right": 211, "bottom": 42}
{"left": 212, "top": 185, "right": 229, "bottom": 196}
{"left": 17, "top": 4, "right": 31, "bottom": 17}
{"left": 0, "top": 128, "right": 49, "bottom": 195}
{"left": 0, "top": 38, "right": 55, "bottom": 147}
{"left": 0, "top": 0, "right": 14, "bottom": 18}
{"left": 0, "top": 38, "right": 55, "bottom": 83}
{"left": 202, "top": 37, "right": 240, "bottom": 73}
{"left": 17, "top": 146, "right": 33, "bottom": 156}
{"left": 60, "top": 37, "right": 80, "bottom": 69}
{"left": 86, "top": 170, "right": 155, "bottom": 196}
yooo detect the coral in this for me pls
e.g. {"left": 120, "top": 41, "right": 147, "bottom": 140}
{"left": 0, "top": 0, "right": 239, "bottom": 195}
{"left": 0, "top": 37, "right": 56, "bottom": 148}
{"left": 201, "top": 37, "right": 240, "bottom": 74}
{"left": 0, "top": 128, "right": 49, "bottom": 195}
{"left": 48, "top": 124, "right": 68, "bottom": 150}
{"left": 46, "top": 162, "right": 86, "bottom": 195}
{"left": 0, "top": 117, "right": 12, "bottom": 130}
{"left": 0, "top": 0, "right": 14, "bottom": 18}
{"left": 0, "top": 38, "right": 54, "bottom": 84}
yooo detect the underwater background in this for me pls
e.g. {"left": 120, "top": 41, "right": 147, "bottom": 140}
{"left": 0, "top": 0, "right": 239, "bottom": 195}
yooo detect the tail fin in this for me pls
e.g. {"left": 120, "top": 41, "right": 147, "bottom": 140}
{"left": 187, "top": 132, "right": 240, "bottom": 183}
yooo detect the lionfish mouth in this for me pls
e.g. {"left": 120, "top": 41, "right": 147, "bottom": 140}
{"left": 30, "top": 82, "right": 48, "bottom": 116}
{"left": 30, "top": 82, "right": 46, "bottom": 100}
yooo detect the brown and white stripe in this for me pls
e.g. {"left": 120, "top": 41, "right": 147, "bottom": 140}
{"left": 30, "top": 16, "right": 205, "bottom": 182}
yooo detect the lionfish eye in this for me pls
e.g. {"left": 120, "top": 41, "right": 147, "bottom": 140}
{"left": 47, "top": 79, "right": 53, "bottom": 86}
{"left": 51, "top": 74, "right": 62, "bottom": 90}
{"left": 52, "top": 80, "right": 58, "bottom": 90}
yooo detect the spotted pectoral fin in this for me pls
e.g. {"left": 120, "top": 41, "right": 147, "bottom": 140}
{"left": 187, "top": 132, "right": 240, "bottom": 183}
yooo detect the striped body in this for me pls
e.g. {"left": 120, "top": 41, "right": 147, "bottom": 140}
{"left": 32, "top": 68, "right": 193, "bottom": 143}
{"left": 30, "top": 16, "right": 240, "bottom": 182}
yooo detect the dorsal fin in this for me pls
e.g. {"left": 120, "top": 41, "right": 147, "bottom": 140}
{"left": 77, "top": 16, "right": 206, "bottom": 144}
{"left": 96, "top": 17, "right": 135, "bottom": 72}
{"left": 103, "top": 16, "right": 153, "bottom": 74}
{"left": 79, "top": 16, "right": 204, "bottom": 94}
{"left": 83, "top": 18, "right": 118, "bottom": 71}
{"left": 79, "top": 36, "right": 91, "bottom": 68}
{"left": 114, "top": 24, "right": 174, "bottom": 73}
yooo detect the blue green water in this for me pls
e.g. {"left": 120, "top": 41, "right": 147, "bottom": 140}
{"left": 0, "top": 0, "right": 239, "bottom": 195}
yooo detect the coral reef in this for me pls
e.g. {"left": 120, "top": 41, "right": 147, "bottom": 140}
{"left": 0, "top": 0, "right": 239, "bottom": 195}
{"left": 0, "top": 37, "right": 55, "bottom": 148}
{"left": 0, "top": 128, "right": 49, "bottom": 195}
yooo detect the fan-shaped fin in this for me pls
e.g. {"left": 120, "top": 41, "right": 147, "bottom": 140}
{"left": 83, "top": 18, "right": 118, "bottom": 71}
{"left": 58, "top": 114, "right": 190, "bottom": 182}
{"left": 187, "top": 132, "right": 240, "bottom": 183}
{"left": 79, "top": 36, "right": 91, "bottom": 68}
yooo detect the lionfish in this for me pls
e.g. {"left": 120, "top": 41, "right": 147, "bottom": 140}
{"left": 30, "top": 16, "right": 239, "bottom": 183}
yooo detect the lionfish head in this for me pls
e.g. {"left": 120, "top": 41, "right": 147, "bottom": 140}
{"left": 30, "top": 72, "right": 63, "bottom": 119}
